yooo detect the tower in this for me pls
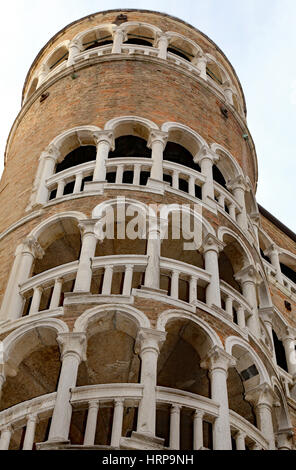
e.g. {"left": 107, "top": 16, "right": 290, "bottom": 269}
{"left": 0, "top": 9, "right": 295, "bottom": 451}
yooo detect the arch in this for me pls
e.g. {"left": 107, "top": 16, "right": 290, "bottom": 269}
{"left": 210, "top": 143, "right": 243, "bottom": 183}
{"left": 119, "top": 21, "right": 162, "bottom": 38}
{"left": 29, "top": 211, "right": 87, "bottom": 241}
{"left": 162, "top": 122, "right": 208, "bottom": 157}
{"left": 3, "top": 318, "right": 68, "bottom": 366}
{"left": 26, "top": 77, "right": 39, "bottom": 101}
{"left": 120, "top": 21, "right": 161, "bottom": 47}
{"left": 159, "top": 203, "right": 215, "bottom": 238}
{"left": 156, "top": 309, "right": 223, "bottom": 348}
{"left": 166, "top": 31, "right": 203, "bottom": 61}
{"left": 217, "top": 226, "right": 253, "bottom": 265}
{"left": 225, "top": 336, "right": 271, "bottom": 386}
{"left": 73, "top": 24, "right": 115, "bottom": 50}
{"left": 92, "top": 197, "right": 153, "bottom": 221}
{"left": 43, "top": 40, "right": 70, "bottom": 71}
{"left": 205, "top": 53, "right": 231, "bottom": 85}
{"left": 105, "top": 115, "right": 158, "bottom": 141}
{"left": 73, "top": 304, "right": 150, "bottom": 333}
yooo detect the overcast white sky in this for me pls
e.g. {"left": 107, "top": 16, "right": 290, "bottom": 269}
{"left": 0, "top": 0, "right": 295, "bottom": 231}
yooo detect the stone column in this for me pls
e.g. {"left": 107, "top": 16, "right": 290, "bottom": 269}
{"left": 135, "top": 328, "right": 166, "bottom": 437}
{"left": 112, "top": 28, "right": 126, "bottom": 54}
{"left": 144, "top": 219, "right": 162, "bottom": 292}
{"left": 47, "top": 333, "right": 87, "bottom": 443}
{"left": 157, "top": 35, "right": 169, "bottom": 59}
{"left": 193, "top": 410, "right": 204, "bottom": 450}
{"left": 147, "top": 130, "right": 168, "bottom": 191}
{"left": 35, "top": 145, "right": 60, "bottom": 205}
{"left": 201, "top": 346, "right": 236, "bottom": 450}
{"left": 282, "top": 329, "right": 296, "bottom": 376}
{"left": 235, "top": 265, "right": 261, "bottom": 338}
{"left": 111, "top": 399, "right": 124, "bottom": 447}
{"left": 245, "top": 383, "right": 276, "bottom": 450}
{"left": 67, "top": 39, "right": 82, "bottom": 66}
{"left": 222, "top": 81, "right": 234, "bottom": 106}
{"left": 23, "top": 414, "right": 39, "bottom": 450}
{"left": 49, "top": 278, "right": 63, "bottom": 310}
{"left": 227, "top": 176, "right": 249, "bottom": 231}
{"left": 259, "top": 308, "right": 276, "bottom": 362}
{"left": 74, "top": 220, "right": 97, "bottom": 293}
{"left": 192, "top": 53, "right": 207, "bottom": 80}
{"left": 201, "top": 234, "right": 225, "bottom": 308}
{"left": 276, "top": 429, "right": 293, "bottom": 450}
{"left": 0, "top": 426, "right": 12, "bottom": 450}
{"left": 195, "top": 146, "right": 217, "bottom": 207}
{"left": 37, "top": 63, "right": 50, "bottom": 87}
{"left": 169, "top": 405, "right": 181, "bottom": 450}
{"left": 84, "top": 131, "right": 115, "bottom": 192}
{"left": 84, "top": 402, "right": 99, "bottom": 446}
{"left": 264, "top": 244, "right": 283, "bottom": 284}
{"left": 235, "top": 431, "right": 246, "bottom": 450}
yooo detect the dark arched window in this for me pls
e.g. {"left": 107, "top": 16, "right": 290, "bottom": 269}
{"left": 280, "top": 263, "right": 296, "bottom": 284}
{"left": 84, "top": 39, "right": 113, "bottom": 51}
{"left": 272, "top": 330, "right": 288, "bottom": 372}
{"left": 167, "top": 47, "right": 191, "bottom": 62}
{"left": 55, "top": 146, "right": 96, "bottom": 173}
{"left": 124, "top": 37, "right": 153, "bottom": 47}
{"left": 163, "top": 142, "right": 201, "bottom": 172}
{"left": 109, "top": 136, "right": 151, "bottom": 158}
{"left": 213, "top": 165, "right": 227, "bottom": 189}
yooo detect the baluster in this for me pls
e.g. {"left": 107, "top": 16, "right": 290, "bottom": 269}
{"left": 172, "top": 171, "right": 179, "bottom": 190}
{"left": 170, "top": 405, "right": 181, "bottom": 450}
{"left": 189, "top": 276, "right": 198, "bottom": 304}
{"left": 122, "top": 265, "right": 134, "bottom": 296}
{"left": 102, "top": 265, "right": 114, "bottom": 295}
{"left": 0, "top": 426, "right": 12, "bottom": 450}
{"left": 218, "top": 193, "right": 225, "bottom": 207}
{"left": 193, "top": 410, "right": 204, "bottom": 450}
{"left": 189, "top": 176, "right": 195, "bottom": 197}
{"left": 73, "top": 173, "right": 83, "bottom": 193}
{"left": 235, "top": 431, "right": 246, "bottom": 450}
{"left": 111, "top": 399, "right": 124, "bottom": 448}
{"left": 237, "top": 306, "right": 246, "bottom": 329}
{"left": 23, "top": 414, "right": 38, "bottom": 450}
{"left": 171, "top": 271, "right": 179, "bottom": 299}
{"left": 133, "top": 164, "right": 141, "bottom": 185}
{"left": 49, "top": 278, "right": 63, "bottom": 309}
{"left": 116, "top": 164, "right": 124, "bottom": 184}
{"left": 29, "top": 286, "right": 43, "bottom": 314}
{"left": 229, "top": 203, "right": 236, "bottom": 221}
{"left": 84, "top": 402, "right": 99, "bottom": 446}
{"left": 225, "top": 295, "right": 233, "bottom": 318}
{"left": 56, "top": 180, "right": 65, "bottom": 198}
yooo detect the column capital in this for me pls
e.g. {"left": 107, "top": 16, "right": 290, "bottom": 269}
{"left": 194, "top": 409, "right": 205, "bottom": 419}
{"left": 40, "top": 144, "right": 61, "bottom": 162}
{"left": 57, "top": 332, "right": 87, "bottom": 362}
{"left": 264, "top": 243, "right": 280, "bottom": 258}
{"left": 147, "top": 130, "right": 168, "bottom": 149}
{"left": 22, "top": 236, "right": 44, "bottom": 259}
{"left": 258, "top": 307, "right": 274, "bottom": 326}
{"left": 201, "top": 346, "right": 236, "bottom": 373}
{"left": 282, "top": 326, "right": 296, "bottom": 342}
{"left": 227, "top": 175, "right": 249, "bottom": 192}
{"left": 156, "top": 33, "right": 169, "bottom": 45}
{"left": 135, "top": 328, "right": 167, "bottom": 355}
{"left": 194, "top": 145, "right": 218, "bottom": 165}
{"left": 200, "top": 233, "right": 225, "bottom": 254}
{"left": 234, "top": 265, "right": 261, "bottom": 285}
{"left": 245, "top": 383, "right": 277, "bottom": 409}
{"left": 27, "top": 413, "right": 39, "bottom": 424}
{"left": 93, "top": 130, "right": 115, "bottom": 150}
{"left": 113, "top": 27, "right": 128, "bottom": 39}
{"left": 78, "top": 219, "right": 97, "bottom": 237}
{"left": 69, "top": 39, "right": 82, "bottom": 51}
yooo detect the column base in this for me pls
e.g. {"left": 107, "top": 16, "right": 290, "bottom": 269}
{"left": 147, "top": 178, "right": 170, "bottom": 194}
{"left": 84, "top": 180, "right": 106, "bottom": 193}
{"left": 120, "top": 432, "right": 165, "bottom": 450}
{"left": 36, "top": 440, "right": 70, "bottom": 450}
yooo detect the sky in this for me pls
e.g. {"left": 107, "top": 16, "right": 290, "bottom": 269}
{"left": 0, "top": 0, "right": 295, "bottom": 231}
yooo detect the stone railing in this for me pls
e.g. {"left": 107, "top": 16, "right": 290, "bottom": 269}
{"left": 282, "top": 273, "right": 296, "bottom": 296}
{"left": 214, "top": 182, "right": 242, "bottom": 225}
{"left": 229, "top": 409, "right": 269, "bottom": 450}
{"left": 121, "top": 44, "right": 159, "bottom": 57}
{"left": 220, "top": 280, "right": 252, "bottom": 330}
{"left": 0, "top": 392, "right": 56, "bottom": 450}
{"left": 73, "top": 44, "right": 113, "bottom": 63}
{"left": 46, "top": 161, "right": 96, "bottom": 199}
{"left": 262, "top": 259, "right": 277, "bottom": 279}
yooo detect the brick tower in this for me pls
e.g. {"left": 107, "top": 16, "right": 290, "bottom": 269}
{"left": 0, "top": 9, "right": 295, "bottom": 451}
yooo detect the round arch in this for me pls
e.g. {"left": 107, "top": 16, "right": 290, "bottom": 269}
{"left": 162, "top": 122, "right": 208, "bottom": 157}
{"left": 29, "top": 211, "right": 87, "bottom": 242}
{"left": 217, "top": 226, "right": 254, "bottom": 266}
{"left": 165, "top": 31, "right": 203, "bottom": 60}
{"left": 105, "top": 115, "right": 159, "bottom": 141}
{"left": 73, "top": 24, "right": 115, "bottom": 50}
{"left": 211, "top": 143, "right": 243, "bottom": 183}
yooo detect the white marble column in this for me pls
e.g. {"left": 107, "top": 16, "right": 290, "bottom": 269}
{"left": 264, "top": 244, "right": 283, "bottom": 284}
{"left": 23, "top": 414, "right": 39, "bottom": 450}
{"left": 223, "top": 80, "right": 234, "bottom": 106}
{"left": 84, "top": 402, "right": 99, "bottom": 446}
{"left": 195, "top": 146, "right": 217, "bottom": 207}
{"left": 84, "top": 131, "right": 115, "bottom": 192}
{"left": 202, "top": 234, "right": 225, "bottom": 308}
{"left": 74, "top": 220, "right": 97, "bottom": 293}
{"left": 112, "top": 28, "right": 126, "bottom": 54}
{"left": 144, "top": 219, "right": 162, "bottom": 291}
{"left": 111, "top": 399, "right": 124, "bottom": 447}
{"left": 147, "top": 130, "right": 168, "bottom": 191}
{"left": 0, "top": 426, "right": 12, "bottom": 450}
{"left": 67, "top": 39, "right": 82, "bottom": 66}
{"left": 235, "top": 266, "right": 261, "bottom": 338}
{"left": 282, "top": 330, "right": 296, "bottom": 376}
{"left": 49, "top": 278, "right": 63, "bottom": 309}
{"left": 136, "top": 328, "right": 166, "bottom": 437}
{"left": 259, "top": 308, "right": 276, "bottom": 361}
{"left": 157, "top": 35, "right": 169, "bottom": 59}
{"left": 193, "top": 410, "right": 204, "bottom": 450}
{"left": 246, "top": 383, "right": 276, "bottom": 450}
{"left": 201, "top": 346, "right": 236, "bottom": 450}
{"left": 37, "top": 63, "right": 50, "bottom": 87}
{"left": 48, "top": 333, "right": 87, "bottom": 443}
{"left": 192, "top": 53, "right": 207, "bottom": 80}
{"left": 227, "top": 176, "right": 249, "bottom": 231}
{"left": 235, "top": 431, "right": 246, "bottom": 450}
{"left": 169, "top": 405, "right": 181, "bottom": 450}
{"left": 35, "top": 145, "right": 60, "bottom": 205}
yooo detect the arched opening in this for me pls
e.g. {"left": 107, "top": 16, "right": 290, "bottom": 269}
{"left": 55, "top": 146, "right": 97, "bottom": 173}
{"left": 1, "top": 327, "right": 61, "bottom": 449}
{"left": 219, "top": 235, "right": 246, "bottom": 295}
{"left": 26, "top": 77, "right": 38, "bottom": 100}
{"left": 123, "top": 26, "right": 155, "bottom": 48}
{"left": 81, "top": 29, "right": 113, "bottom": 51}
{"left": 109, "top": 136, "right": 151, "bottom": 159}
{"left": 206, "top": 62, "right": 223, "bottom": 85}
{"left": 272, "top": 330, "right": 288, "bottom": 372}
{"left": 213, "top": 165, "right": 227, "bottom": 189}
{"left": 47, "top": 46, "right": 69, "bottom": 71}
{"left": 167, "top": 37, "right": 196, "bottom": 62}
{"left": 280, "top": 263, "right": 296, "bottom": 284}
{"left": 167, "top": 46, "right": 191, "bottom": 61}
{"left": 157, "top": 318, "right": 212, "bottom": 449}
{"left": 69, "top": 311, "right": 141, "bottom": 445}
{"left": 163, "top": 142, "right": 201, "bottom": 171}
